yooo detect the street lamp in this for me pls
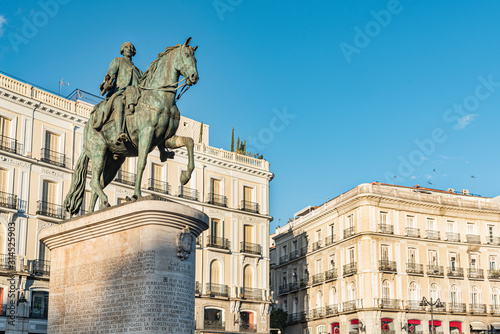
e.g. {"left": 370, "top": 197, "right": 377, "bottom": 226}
{"left": 420, "top": 297, "right": 444, "bottom": 333}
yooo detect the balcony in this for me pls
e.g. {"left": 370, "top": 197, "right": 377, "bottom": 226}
{"left": 207, "top": 193, "right": 227, "bottom": 207}
{"left": 343, "top": 226, "right": 355, "bottom": 238}
{"left": 287, "top": 313, "right": 299, "bottom": 324}
{"left": 325, "top": 235, "right": 335, "bottom": 246}
{"left": 489, "top": 269, "right": 500, "bottom": 280}
{"left": 310, "top": 307, "right": 325, "bottom": 318}
{"left": 299, "top": 246, "right": 308, "bottom": 257}
{"left": 312, "top": 240, "right": 322, "bottom": 251}
{"left": 426, "top": 265, "right": 444, "bottom": 277}
{"left": 425, "top": 230, "right": 440, "bottom": 240}
{"left": 115, "top": 170, "right": 135, "bottom": 186}
{"left": 491, "top": 304, "right": 500, "bottom": 314}
{"left": 466, "top": 234, "right": 481, "bottom": 244}
{"left": 289, "top": 250, "right": 299, "bottom": 261}
{"left": 148, "top": 178, "right": 171, "bottom": 195}
{"left": 379, "top": 260, "right": 397, "bottom": 273}
{"left": 343, "top": 262, "right": 357, "bottom": 276}
{"left": 204, "top": 320, "right": 225, "bottom": 331}
{"left": 278, "top": 284, "right": 288, "bottom": 295}
{"left": 342, "top": 300, "right": 357, "bottom": 312}
{"left": 41, "top": 148, "right": 69, "bottom": 168}
{"left": 0, "top": 135, "right": 23, "bottom": 155}
{"left": 378, "top": 224, "right": 394, "bottom": 234}
{"left": 241, "top": 200, "right": 259, "bottom": 213}
{"left": 449, "top": 302, "right": 466, "bottom": 313}
{"left": 288, "top": 282, "right": 299, "bottom": 292}
{"left": 468, "top": 268, "right": 484, "bottom": 280}
{"left": 405, "top": 227, "right": 420, "bottom": 238}
{"left": 310, "top": 273, "right": 324, "bottom": 285}
{"left": 324, "top": 268, "right": 337, "bottom": 281}
{"left": 488, "top": 236, "right": 500, "bottom": 245}
{"left": 406, "top": 300, "right": 425, "bottom": 311}
{"left": 325, "top": 304, "right": 338, "bottom": 315}
{"left": 279, "top": 255, "right": 288, "bottom": 265}
{"left": 240, "top": 287, "right": 262, "bottom": 300}
{"left": 0, "top": 191, "right": 17, "bottom": 210}
{"left": 0, "top": 254, "right": 15, "bottom": 271}
{"left": 36, "top": 201, "right": 66, "bottom": 220}
{"left": 240, "top": 242, "right": 262, "bottom": 255}
{"left": 206, "top": 236, "right": 230, "bottom": 250}
{"left": 448, "top": 267, "right": 464, "bottom": 278}
{"left": 376, "top": 298, "right": 401, "bottom": 309}
{"left": 33, "top": 259, "right": 50, "bottom": 276}
{"left": 195, "top": 281, "right": 201, "bottom": 294}
{"left": 406, "top": 263, "right": 424, "bottom": 275}
{"left": 206, "top": 283, "right": 229, "bottom": 298}
{"left": 178, "top": 185, "right": 199, "bottom": 201}
{"left": 446, "top": 232, "right": 460, "bottom": 242}
{"left": 469, "top": 303, "right": 487, "bottom": 314}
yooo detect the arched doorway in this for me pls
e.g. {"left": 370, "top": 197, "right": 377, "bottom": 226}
{"left": 240, "top": 311, "right": 255, "bottom": 331}
{"left": 449, "top": 321, "right": 462, "bottom": 334}
{"left": 204, "top": 308, "right": 224, "bottom": 330}
{"left": 407, "top": 319, "right": 422, "bottom": 333}
{"left": 381, "top": 318, "right": 394, "bottom": 333}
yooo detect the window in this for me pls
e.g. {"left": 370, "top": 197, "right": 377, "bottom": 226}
{"left": 380, "top": 212, "right": 388, "bottom": 224}
{"left": 348, "top": 283, "right": 356, "bottom": 301}
{"left": 427, "top": 218, "right": 436, "bottom": 231}
{"left": 244, "top": 225, "right": 253, "bottom": 243}
{"left": 292, "top": 268, "right": 297, "bottom": 283}
{"left": 282, "top": 245, "right": 287, "bottom": 258}
{"left": 45, "top": 131, "right": 59, "bottom": 152}
{"left": 450, "top": 285, "right": 459, "bottom": 304}
{"left": 471, "top": 286, "right": 480, "bottom": 306}
{"left": 381, "top": 245, "right": 389, "bottom": 261}
{"left": 489, "top": 225, "right": 496, "bottom": 242}
{"left": 152, "top": 163, "right": 163, "bottom": 181}
{"left": 293, "top": 297, "right": 298, "bottom": 313}
{"left": 0, "top": 168, "right": 7, "bottom": 192}
{"left": 211, "top": 178, "right": 221, "bottom": 195}
{"left": 408, "top": 248, "right": 417, "bottom": 264}
{"left": 42, "top": 180, "right": 57, "bottom": 204}
{"left": 329, "top": 287, "right": 337, "bottom": 305}
{"left": 210, "top": 260, "right": 221, "bottom": 284}
{"left": 316, "top": 290, "right": 323, "bottom": 308}
{"left": 347, "top": 214, "right": 354, "bottom": 228}
{"left": 467, "top": 222, "right": 477, "bottom": 235}
{"left": 243, "top": 265, "right": 253, "bottom": 288}
{"left": 428, "top": 250, "right": 438, "bottom": 265}
{"left": 329, "top": 254, "right": 335, "bottom": 269}
{"left": 329, "top": 224, "right": 335, "bottom": 236}
{"left": 492, "top": 288, "right": 499, "bottom": 308}
{"left": 408, "top": 282, "right": 419, "bottom": 301}
{"left": 304, "top": 295, "right": 309, "bottom": 312}
{"left": 430, "top": 283, "right": 440, "bottom": 300}
{"left": 382, "top": 280, "right": 390, "bottom": 300}
{"left": 470, "top": 253, "right": 478, "bottom": 269}
{"left": 406, "top": 215, "right": 415, "bottom": 228}
{"left": 348, "top": 247, "right": 355, "bottom": 264}
{"left": 0, "top": 116, "right": 11, "bottom": 138}
{"left": 293, "top": 240, "right": 298, "bottom": 253}
{"left": 283, "top": 300, "right": 288, "bottom": 313}
{"left": 211, "top": 218, "right": 222, "bottom": 238}
{"left": 447, "top": 220, "right": 456, "bottom": 232}
{"left": 317, "top": 325, "right": 326, "bottom": 334}
{"left": 243, "top": 186, "right": 253, "bottom": 202}
{"left": 315, "top": 229, "right": 321, "bottom": 242}
{"left": 491, "top": 256, "right": 497, "bottom": 270}
{"left": 449, "top": 252, "right": 458, "bottom": 270}
{"left": 315, "top": 259, "right": 322, "bottom": 274}
{"left": 31, "top": 291, "right": 49, "bottom": 318}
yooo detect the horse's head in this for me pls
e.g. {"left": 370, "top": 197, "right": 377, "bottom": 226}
{"left": 173, "top": 37, "right": 199, "bottom": 86}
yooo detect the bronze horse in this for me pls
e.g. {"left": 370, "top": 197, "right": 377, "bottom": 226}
{"left": 64, "top": 38, "right": 199, "bottom": 214}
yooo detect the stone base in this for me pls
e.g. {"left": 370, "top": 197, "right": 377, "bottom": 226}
{"left": 40, "top": 198, "right": 208, "bottom": 334}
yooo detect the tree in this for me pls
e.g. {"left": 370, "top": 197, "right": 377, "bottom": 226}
{"left": 270, "top": 308, "right": 287, "bottom": 333}
{"left": 199, "top": 122, "right": 204, "bottom": 144}
{"left": 242, "top": 139, "right": 246, "bottom": 154}
{"left": 236, "top": 137, "right": 240, "bottom": 153}
{"left": 230, "top": 127, "right": 234, "bottom": 152}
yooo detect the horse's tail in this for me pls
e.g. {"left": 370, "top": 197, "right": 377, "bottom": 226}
{"left": 64, "top": 152, "right": 89, "bottom": 215}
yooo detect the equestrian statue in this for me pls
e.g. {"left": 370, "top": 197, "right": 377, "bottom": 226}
{"left": 64, "top": 37, "right": 199, "bottom": 215}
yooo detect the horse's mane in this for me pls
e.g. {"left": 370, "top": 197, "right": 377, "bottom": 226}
{"left": 140, "top": 44, "right": 182, "bottom": 87}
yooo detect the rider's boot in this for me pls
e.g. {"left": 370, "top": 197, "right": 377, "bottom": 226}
{"left": 115, "top": 104, "right": 128, "bottom": 145}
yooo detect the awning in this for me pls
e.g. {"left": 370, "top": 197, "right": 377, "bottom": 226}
{"left": 408, "top": 319, "right": 421, "bottom": 325}
{"left": 381, "top": 318, "right": 393, "bottom": 323}
{"left": 429, "top": 320, "right": 442, "bottom": 326}
{"left": 491, "top": 322, "right": 500, "bottom": 330}
{"left": 449, "top": 321, "right": 462, "bottom": 332}
{"left": 470, "top": 321, "right": 488, "bottom": 330}
{"left": 351, "top": 319, "right": 359, "bottom": 325}
{"left": 332, "top": 323, "right": 340, "bottom": 327}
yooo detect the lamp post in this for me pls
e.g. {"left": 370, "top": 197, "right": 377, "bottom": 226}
{"left": 420, "top": 297, "right": 443, "bottom": 333}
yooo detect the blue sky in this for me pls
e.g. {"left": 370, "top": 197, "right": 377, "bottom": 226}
{"left": 2, "top": 1, "right": 500, "bottom": 232}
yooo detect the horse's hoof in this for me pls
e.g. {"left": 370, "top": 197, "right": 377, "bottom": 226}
{"left": 180, "top": 170, "right": 190, "bottom": 185}
{"left": 125, "top": 196, "right": 131, "bottom": 202}
{"left": 131, "top": 195, "right": 138, "bottom": 202}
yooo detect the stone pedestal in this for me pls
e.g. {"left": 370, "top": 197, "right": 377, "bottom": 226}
{"left": 40, "top": 198, "right": 208, "bottom": 334}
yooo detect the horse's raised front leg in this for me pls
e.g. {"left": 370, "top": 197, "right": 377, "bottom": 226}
{"left": 165, "top": 135, "right": 194, "bottom": 185}
{"left": 134, "top": 130, "right": 154, "bottom": 200}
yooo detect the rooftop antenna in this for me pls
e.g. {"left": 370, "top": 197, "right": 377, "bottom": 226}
{"left": 471, "top": 175, "right": 476, "bottom": 195}
{"left": 433, "top": 169, "right": 436, "bottom": 189}
{"left": 393, "top": 175, "right": 397, "bottom": 185}
{"left": 59, "top": 78, "right": 70, "bottom": 96}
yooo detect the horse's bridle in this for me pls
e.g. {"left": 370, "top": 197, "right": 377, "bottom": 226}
{"left": 139, "top": 77, "right": 190, "bottom": 101}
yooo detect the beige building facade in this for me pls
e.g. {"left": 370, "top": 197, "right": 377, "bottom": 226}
{"left": 271, "top": 182, "right": 500, "bottom": 334}
{"left": 0, "top": 72, "right": 273, "bottom": 333}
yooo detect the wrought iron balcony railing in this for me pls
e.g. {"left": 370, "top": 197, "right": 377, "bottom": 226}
{"left": 33, "top": 259, "right": 50, "bottom": 276}
{"left": 376, "top": 298, "right": 401, "bottom": 309}
{"left": 489, "top": 269, "right": 500, "bottom": 280}
{"left": 279, "top": 255, "right": 288, "bottom": 265}
{"left": 435, "top": 302, "right": 447, "bottom": 312}
{"left": 300, "top": 246, "right": 308, "bottom": 257}
{"left": 448, "top": 267, "right": 464, "bottom": 278}
{"left": 289, "top": 250, "right": 299, "bottom": 261}
{"left": 148, "top": 178, "right": 171, "bottom": 195}
{"left": 449, "top": 302, "right": 466, "bottom": 313}
{"left": 240, "top": 242, "right": 262, "bottom": 255}
{"left": 426, "top": 265, "right": 444, "bottom": 277}
{"left": 406, "top": 300, "right": 425, "bottom": 311}
{"left": 41, "top": 148, "right": 69, "bottom": 168}
{"left": 240, "top": 287, "right": 262, "bottom": 300}
{"left": 491, "top": 304, "right": 500, "bottom": 314}
{"left": 425, "top": 230, "right": 440, "bottom": 240}
{"left": 379, "top": 260, "right": 397, "bottom": 273}
{"left": 343, "top": 262, "right": 357, "bottom": 276}
{"left": 446, "top": 232, "right": 460, "bottom": 242}
{"left": 36, "top": 201, "right": 66, "bottom": 220}
{"left": 310, "top": 307, "right": 325, "bottom": 318}
{"left": 288, "top": 282, "right": 299, "bottom": 292}
{"left": 468, "top": 268, "right": 484, "bottom": 279}
{"left": 178, "top": 185, "right": 199, "bottom": 201}
{"left": 405, "top": 227, "right": 420, "bottom": 237}
{"left": 324, "top": 268, "right": 337, "bottom": 281}
{"left": 0, "top": 135, "right": 23, "bottom": 155}
{"left": 207, "top": 193, "right": 227, "bottom": 207}
{"left": 241, "top": 200, "right": 259, "bottom": 213}
{"left": 310, "top": 273, "right": 324, "bottom": 285}
{"left": 406, "top": 263, "right": 424, "bottom": 275}
{"left": 206, "top": 283, "right": 229, "bottom": 297}
{"left": 195, "top": 281, "right": 201, "bottom": 294}
{"left": 0, "top": 254, "right": 15, "bottom": 271}
{"left": 239, "top": 323, "right": 257, "bottom": 333}
{"left": 278, "top": 283, "right": 288, "bottom": 295}
{"left": 0, "top": 191, "right": 17, "bottom": 210}
{"left": 312, "top": 240, "right": 322, "bottom": 251}
{"left": 466, "top": 234, "right": 481, "bottom": 244}
{"left": 204, "top": 320, "right": 225, "bottom": 330}
{"left": 378, "top": 224, "right": 394, "bottom": 234}
{"left": 469, "top": 303, "right": 487, "bottom": 314}
{"left": 325, "top": 304, "right": 338, "bottom": 315}
{"left": 342, "top": 300, "right": 357, "bottom": 312}
{"left": 287, "top": 313, "right": 299, "bottom": 324}
{"left": 115, "top": 170, "right": 135, "bottom": 186}
{"left": 343, "top": 226, "right": 355, "bottom": 238}
{"left": 206, "top": 236, "right": 230, "bottom": 250}
{"left": 325, "top": 235, "right": 335, "bottom": 246}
